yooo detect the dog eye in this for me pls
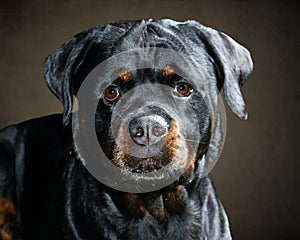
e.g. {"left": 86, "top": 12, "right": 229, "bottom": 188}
{"left": 103, "top": 86, "right": 120, "bottom": 102}
{"left": 175, "top": 83, "right": 193, "bottom": 97}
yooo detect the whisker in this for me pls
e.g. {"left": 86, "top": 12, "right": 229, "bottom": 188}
{"left": 184, "top": 138, "right": 199, "bottom": 143}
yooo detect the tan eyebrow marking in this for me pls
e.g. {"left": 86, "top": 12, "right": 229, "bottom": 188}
{"left": 162, "top": 65, "right": 175, "bottom": 78}
{"left": 119, "top": 70, "right": 133, "bottom": 82}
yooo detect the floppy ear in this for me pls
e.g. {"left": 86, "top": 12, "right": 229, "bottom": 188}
{"left": 196, "top": 24, "right": 253, "bottom": 119}
{"left": 44, "top": 31, "right": 91, "bottom": 126}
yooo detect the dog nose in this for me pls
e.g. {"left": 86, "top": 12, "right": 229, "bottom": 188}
{"left": 129, "top": 116, "right": 168, "bottom": 146}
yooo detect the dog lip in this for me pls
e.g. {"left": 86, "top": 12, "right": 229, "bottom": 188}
{"left": 128, "top": 158, "right": 162, "bottom": 173}
{"left": 121, "top": 148, "right": 172, "bottom": 174}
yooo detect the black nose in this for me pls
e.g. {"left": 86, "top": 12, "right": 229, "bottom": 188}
{"left": 129, "top": 115, "right": 168, "bottom": 146}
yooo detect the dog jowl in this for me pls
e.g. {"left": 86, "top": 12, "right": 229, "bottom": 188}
{"left": 0, "top": 19, "right": 253, "bottom": 240}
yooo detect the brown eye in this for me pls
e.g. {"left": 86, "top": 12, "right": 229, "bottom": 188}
{"left": 103, "top": 86, "right": 120, "bottom": 102}
{"left": 175, "top": 83, "right": 193, "bottom": 97}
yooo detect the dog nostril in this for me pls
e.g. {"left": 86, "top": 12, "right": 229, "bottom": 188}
{"left": 135, "top": 127, "right": 144, "bottom": 138}
{"left": 128, "top": 115, "right": 169, "bottom": 146}
{"left": 152, "top": 125, "right": 167, "bottom": 137}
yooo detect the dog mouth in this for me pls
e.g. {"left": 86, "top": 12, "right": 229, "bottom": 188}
{"left": 129, "top": 159, "right": 159, "bottom": 173}
{"left": 120, "top": 154, "right": 168, "bottom": 173}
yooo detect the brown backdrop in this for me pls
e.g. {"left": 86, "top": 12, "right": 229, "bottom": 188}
{"left": 1, "top": 0, "right": 299, "bottom": 239}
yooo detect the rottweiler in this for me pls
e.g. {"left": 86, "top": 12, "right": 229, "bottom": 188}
{"left": 0, "top": 19, "right": 253, "bottom": 240}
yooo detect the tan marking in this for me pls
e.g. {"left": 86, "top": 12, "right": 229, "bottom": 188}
{"left": 165, "top": 121, "right": 180, "bottom": 161}
{"left": 124, "top": 193, "right": 146, "bottom": 216}
{"left": 181, "top": 162, "right": 195, "bottom": 181}
{"left": 119, "top": 70, "right": 133, "bottom": 82}
{"left": 163, "top": 185, "right": 187, "bottom": 214}
{"left": 165, "top": 121, "right": 198, "bottom": 183}
{"left": 162, "top": 65, "right": 175, "bottom": 78}
{"left": 1, "top": 231, "right": 11, "bottom": 240}
{"left": 0, "top": 198, "right": 16, "bottom": 240}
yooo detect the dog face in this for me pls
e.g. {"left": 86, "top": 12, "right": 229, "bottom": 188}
{"left": 44, "top": 19, "right": 253, "bottom": 185}
{"left": 94, "top": 67, "right": 211, "bottom": 181}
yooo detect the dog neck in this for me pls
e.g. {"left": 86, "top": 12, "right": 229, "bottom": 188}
{"left": 118, "top": 162, "right": 201, "bottom": 220}
{"left": 64, "top": 156, "right": 210, "bottom": 238}
{"left": 66, "top": 150, "right": 203, "bottom": 222}
{"left": 120, "top": 184, "right": 188, "bottom": 221}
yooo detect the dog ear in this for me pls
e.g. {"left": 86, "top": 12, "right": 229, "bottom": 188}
{"left": 196, "top": 24, "right": 253, "bottom": 119}
{"left": 44, "top": 31, "right": 91, "bottom": 126}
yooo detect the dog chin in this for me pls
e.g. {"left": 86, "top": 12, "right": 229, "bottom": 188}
{"left": 111, "top": 147, "right": 197, "bottom": 182}
{"left": 117, "top": 159, "right": 191, "bottom": 182}
{"left": 118, "top": 156, "right": 170, "bottom": 174}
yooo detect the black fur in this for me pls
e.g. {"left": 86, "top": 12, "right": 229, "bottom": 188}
{"left": 0, "top": 19, "right": 253, "bottom": 239}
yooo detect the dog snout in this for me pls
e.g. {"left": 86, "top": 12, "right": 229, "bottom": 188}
{"left": 129, "top": 115, "right": 168, "bottom": 146}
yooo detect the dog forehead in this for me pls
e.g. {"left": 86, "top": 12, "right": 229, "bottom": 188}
{"left": 78, "top": 20, "right": 217, "bottom": 98}
{"left": 74, "top": 19, "right": 210, "bottom": 73}
{"left": 88, "top": 19, "right": 203, "bottom": 55}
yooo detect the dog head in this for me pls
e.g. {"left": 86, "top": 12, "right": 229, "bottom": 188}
{"left": 44, "top": 19, "right": 253, "bottom": 187}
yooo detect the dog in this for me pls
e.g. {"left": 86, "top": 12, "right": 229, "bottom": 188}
{"left": 0, "top": 19, "right": 253, "bottom": 240}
